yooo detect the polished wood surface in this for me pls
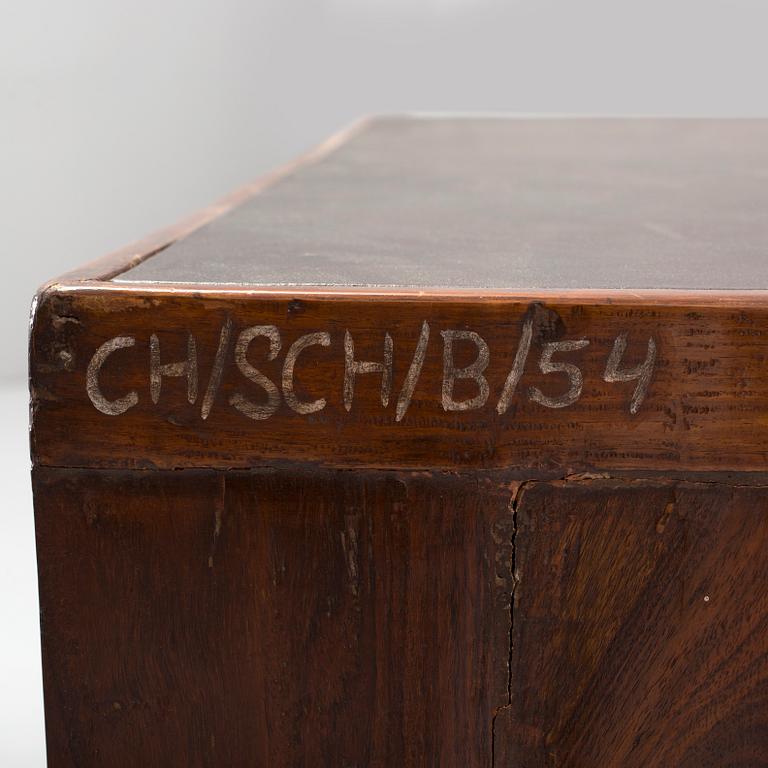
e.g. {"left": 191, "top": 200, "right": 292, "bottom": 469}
{"left": 30, "top": 117, "right": 768, "bottom": 766}
{"left": 34, "top": 466, "right": 512, "bottom": 768}
{"left": 496, "top": 479, "right": 768, "bottom": 766}
{"left": 30, "top": 285, "right": 768, "bottom": 473}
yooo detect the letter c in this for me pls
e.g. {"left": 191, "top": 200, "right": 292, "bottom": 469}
{"left": 282, "top": 332, "right": 331, "bottom": 414}
{"left": 86, "top": 336, "right": 139, "bottom": 415}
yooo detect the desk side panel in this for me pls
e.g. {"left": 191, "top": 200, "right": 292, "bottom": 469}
{"left": 33, "top": 466, "right": 513, "bottom": 768}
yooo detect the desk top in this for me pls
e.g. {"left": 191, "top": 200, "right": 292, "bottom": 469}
{"left": 117, "top": 116, "right": 768, "bottom": 291}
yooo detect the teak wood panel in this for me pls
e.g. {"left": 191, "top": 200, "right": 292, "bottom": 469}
{"left": 496, "top": 479, "right": 768, "bottom": 767}
{"left": 30, "top": 285, "right": 768, "bottom": 473}
{"left": 35, "top": 468, "right": 768, "bottom": 766}
{"left": 33, "top": 466, "right": 513, "bottom": 768}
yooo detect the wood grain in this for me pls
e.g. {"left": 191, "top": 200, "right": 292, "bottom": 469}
{"left": 495, "top": 479, "right": 768, "bottom": 766}
{"left": 34, "top": 466, "right": 513, "bottom": 768}
{"left": 30, "top": 284, "right": 768, "bottom": 473}
{"left": 29, "top": 117, "right": 768, "bottom": 767}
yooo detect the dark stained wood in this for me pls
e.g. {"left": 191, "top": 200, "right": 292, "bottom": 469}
{"left": 30, "top": 117, "right": 768, "bottom": 767}
{"left": 34, "top": 466, "right": 513, "bottom": 768}
{"left": 496, "top": 479, "right": 768, "bottom": 766}
{"left": 30, "top": 284, "right": 768, "bottom": 473}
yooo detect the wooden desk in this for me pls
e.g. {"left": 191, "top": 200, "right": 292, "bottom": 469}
{"left": 30, "top": 117, "right": 768, "bottom": 766}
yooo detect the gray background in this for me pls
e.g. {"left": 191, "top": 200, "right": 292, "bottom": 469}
{"left": 3, "top": 0, "right": 768, "bottom": 763}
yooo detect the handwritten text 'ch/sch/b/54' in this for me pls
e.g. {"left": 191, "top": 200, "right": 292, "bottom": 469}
{"left": 85, "top": 320, "right": 656, "bottom": 421}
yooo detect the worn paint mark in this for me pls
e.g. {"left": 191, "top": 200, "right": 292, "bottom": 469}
{"left": 150, "top": 332, "right": 198, "bottom": 406}
{"left": 344, "top": 330, "right": 394, "bottom": 412}
{"left": 201, "top": 317, "right": 233, "bottom": 420}
{"left": 529, "top": 339, "right": 590, "bottom": 409}
{"left": 51, "top": 313, "right": 82, "bottom": 329}
{"left": 396, "top": 321, "right": 430, "bottom": 422}
{"left": 441, "top": 329, "right": 490, "bottom": 411}
{"left": 496, "top": 318, "right": 533, "bottom": 415}
{"left": 83, "top": 324, "right": 659, "bottom": 421}
{"left": 282, "top": 332, "right": 331, "bottom": 414}
{"left": 604, "top": 332, "right": 657, "bottom": 415}
{"left": 86, "top": 336, "right": 139, "bottom": 415}
{"left": 230, "top": 325, "right": 281, "bottom": 420}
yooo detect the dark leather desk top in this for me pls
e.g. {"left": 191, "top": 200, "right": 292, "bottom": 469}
{"left": 117, "top": 116, "right": 768, "bottom": 290}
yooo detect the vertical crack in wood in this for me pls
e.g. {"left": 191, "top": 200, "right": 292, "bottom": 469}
{"left": 492, "top": 479, "right": 532, "bottom": 767}
{"left": 508, "top": 483, "right": 521, "bottom": 705}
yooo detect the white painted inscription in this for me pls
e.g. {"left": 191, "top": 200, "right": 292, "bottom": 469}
{"left": 84, "top": 322, "right": 657, "bottom": 421}
{"left": 441, "top": 330, "right": 490, "bottom": 412}
{"left": 395, "top": 321, "right": 430, "bottom": 423}
{"left": 496, "top": 318, "right": 533, "bottom": 415}
{"left": 603, "top": 332, "right": 657, "bottom": 415}
{"left": 201, "top": 317, "right": 232, "bottom": 420}
{"left": 344, "top": 330, "right": 393, "bottom": 412}
{"left": 150, "top": 332, "right": 198, "bottom": 405}
{"left": 528, "top": 339, "right": 590, "bottom": 409}
{"left": 230, "top": 325, "right": 281, "bottom": 420}
{"left": 86, "top": 336, "right": 139, "bottom": 415}
{"left": 282, "top": 332, "right": 331, "bottom": 415}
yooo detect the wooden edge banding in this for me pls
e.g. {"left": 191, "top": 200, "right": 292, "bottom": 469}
{"left": 37, "top": 279, "right": 768, "bottom": 307}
